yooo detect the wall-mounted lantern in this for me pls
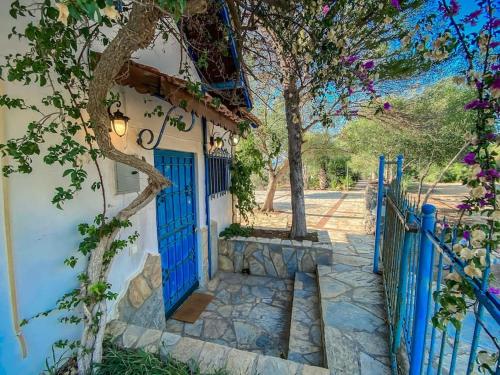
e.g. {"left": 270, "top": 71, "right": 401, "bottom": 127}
{"left": 108, "top": 101, "right": 129, "bottom": 137}
{"left": 229, "top": 133, "right": 240, "bottom": 146}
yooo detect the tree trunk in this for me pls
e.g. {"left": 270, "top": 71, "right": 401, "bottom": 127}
{"left": 318, "top": 163, "right": 328, "bottom": 190}
{"left": 79, "top": 4, "right": 166, "bottom": 373}
{"left": 422, "top": 142, "right": 469, "bottom": 205}
{"left": 78, "top": 1, "right": 206, "bottom": 372}
{"left": 262, "top": 160, "right": 288, "bottom": 213}
{"left": 262, "top": 171, "right": 278, "bottom": 212}
{"left": 416, "top": 161, "right": 433, "bottom": 208}
{"left": 283, "top": 76, "right": 307, "bottom": 239}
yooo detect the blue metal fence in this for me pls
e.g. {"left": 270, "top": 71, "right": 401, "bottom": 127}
{"left": 374, "top": 155, "right": 499, "bottom": 375}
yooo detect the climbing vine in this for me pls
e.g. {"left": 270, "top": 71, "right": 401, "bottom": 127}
{"left": 230, "top": 121, "right": 264, "bottom": 221}
{"left": 0, "top": 1, "right": 210, "bottom": 373}
{"left": 400, "top": 0, "right": 499, "bottom": 372}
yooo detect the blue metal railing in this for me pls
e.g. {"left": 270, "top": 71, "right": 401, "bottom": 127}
{"left": 374, "top": 155, "right": 499, "bottom": 375}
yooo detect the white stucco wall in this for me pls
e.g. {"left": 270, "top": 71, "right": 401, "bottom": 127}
{"left": 0, "top": 12, "right": 235, "bottom": 375}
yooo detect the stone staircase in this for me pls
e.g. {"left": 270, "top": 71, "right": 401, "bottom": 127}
{"left": 287, "top": 272, "right": 323, "bottom": 367}
{"left": 317, "top": 264, "right": 391, "bottom": 374}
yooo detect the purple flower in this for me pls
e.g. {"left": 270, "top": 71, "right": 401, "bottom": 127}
{"left": 391, "top": 0, "right": 401, "bottom": 10}
{"left": 450, "top": 0, "right": 460, "bottom": 15}
{"left": 479, "top": 199, "right": 488, "bottom": 207}
{"left": 487, "top": 169, "right": 500, "bottom": 179}
{"left": 322, "top": 4, "right": 330, "bottom": 16}
{"left": 362, "top": 60, "right": 375, "bottom": 70}
{"left": 485, "top": 133, "right": 496, "bottom": 141}
{"left": 345, "top": 55, "right": 358, "bottom": 64}
{"left": 492, "top": 64, "right": 500, "bottom": 71}
{"left": 485, "top": 192, "right": 495, "bottom": 199}
{"left": 463, "top": 230, "right": 470, "bottom": 241}
{"left": 383, "top": 102, "right": 392, "bottom": 111}
{"left": 457, "top": 203, "right": 472, "bottom": 210}
{"left": 491, "top": 42, "right": 500, "bottom": 49}
{"left": 491, "top": 19, "right": 500, "bottom": 29}
{"left": 488, "top": 287, "right": 500, "bottom": 296}
{"left": 464, "top": 99, "right": 490, "bottom": 110}
{"left": 463, "top": 152, "right": 476, "bottom": 165}
{"left": 464, "top": 10, "right": 481, "bottom": 25}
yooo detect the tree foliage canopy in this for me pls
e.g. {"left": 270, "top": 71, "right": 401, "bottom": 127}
{"left": 339, "top": 79, "right": 476, "bottom": 177}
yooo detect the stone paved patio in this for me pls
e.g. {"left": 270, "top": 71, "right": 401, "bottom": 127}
{"left": 165, "top": 272, "right": 294, "bottom": 358}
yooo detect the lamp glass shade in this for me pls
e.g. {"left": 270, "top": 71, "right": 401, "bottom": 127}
{"left": 111, "top": 118, "right": 128, "bottom": 137}
{"left": 231, "top": 134, "right": 240, "bottom": 145}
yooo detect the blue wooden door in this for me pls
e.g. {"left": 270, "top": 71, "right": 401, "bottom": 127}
{"left": 154, "top": 149, "right": 198, "bottom": 317}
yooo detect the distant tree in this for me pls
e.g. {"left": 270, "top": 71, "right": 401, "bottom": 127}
{"left": 243, "top": 88, "right": 288, "bottom": 212}
{"left": 234, "top": 0, "right": 429, "bottom": 238}
{"left": 339, "top": 79, "right": 476, "bottom": 201}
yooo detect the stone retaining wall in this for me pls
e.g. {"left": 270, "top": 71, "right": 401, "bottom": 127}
{"left": 218, "top": 230, "right": 332, "bottom": 278}
{"left": 106, "top": 320, "right": 329, "bottom": 375}
{"left": 116, "top": 253, "right": 166, "bottom": 330}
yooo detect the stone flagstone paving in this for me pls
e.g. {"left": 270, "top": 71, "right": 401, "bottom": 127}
{"left": 318, "top": 181, "right": 391, "bottom": 374}
{"left": 288, "top": 272, "right": 323, "bottom": 367}
{"left": 165, "top": 272, "right": 294, "bottom": 358}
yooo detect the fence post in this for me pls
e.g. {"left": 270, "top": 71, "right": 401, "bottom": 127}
{"left": 373, "top": 155, "right": 385, "bottom": 273}
{"left": 393, "top": 208, "right": 415, "bottom": 354}
{"left": 410, "top": 204, "right": 436, "bottom": 375}
{"left": 396, "top": 154, "right": 403, "bottom": 185}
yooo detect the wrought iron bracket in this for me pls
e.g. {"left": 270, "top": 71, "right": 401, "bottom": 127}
{"left": 137, "top": 106, "right": 196, "bottom": 150}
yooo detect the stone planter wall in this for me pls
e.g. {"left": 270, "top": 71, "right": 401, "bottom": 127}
{"left": 218, "top": 230, "right": 332, "bottom": 279}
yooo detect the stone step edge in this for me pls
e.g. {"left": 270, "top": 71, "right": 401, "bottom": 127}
{"left": 287, "top": 272, "right": 325, "bottom": 368}
{"left": 107, "top": 320, "right": 329, "bottom": 375}
{"left": 316, "top": 264, "right": 335, "bottom": 373}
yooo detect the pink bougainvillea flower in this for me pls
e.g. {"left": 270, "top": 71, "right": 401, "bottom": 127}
{"left": 464, "top": 10, "right": 481, "bottom": 25}
{"left": 485, "top": 133, "right": 497, "bottom": 141}
{"left": 485, "top": 192, "right": 495, "bottom": 199}
{"left": 457, "top": 203, "right": 472, "bottom": 210}
{"left": 488, "top": 287, "right": 500, "bottom": 296}
{"left": 346, "top": 55, "right": 358, "bottom": 64}
{"left": 450, "top": 0, "right": 460, "bottom": 15}
{"left": 322, "top": 4, "right": 330, "bottom": 16}
{"left": 491, "top": 77, "right": 500, "bottom": 99}
{"left": 366, "top": 81, "right": 376, "bottom": 93}
{"left": 390, "top": 0, "right": 401, "bottom": 10}
{"left": 487, "top": 169, "right": 500, "bottom": 179}
{"left": 362, "top": 60, "right": 375, "bottom": 70}
{"left": 463, "top": 152, "right": 476, "bottom": 165}
{"left": 383, "top": 102, "right": 392, "bottom": 111}
{"left": 464, "top": 99, "right": 490, "bottom": 110}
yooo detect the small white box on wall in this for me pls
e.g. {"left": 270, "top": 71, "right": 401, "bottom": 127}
{"left": 115, "top": 161, "right": 140, "bottom": 194}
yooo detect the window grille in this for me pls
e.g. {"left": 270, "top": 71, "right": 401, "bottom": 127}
{"left": 207, "top": 149, "right": 232, "bottom": 198}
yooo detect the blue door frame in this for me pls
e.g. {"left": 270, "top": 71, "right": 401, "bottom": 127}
{"left": 154, "top": 149, "right": 198, "bottom": 318}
